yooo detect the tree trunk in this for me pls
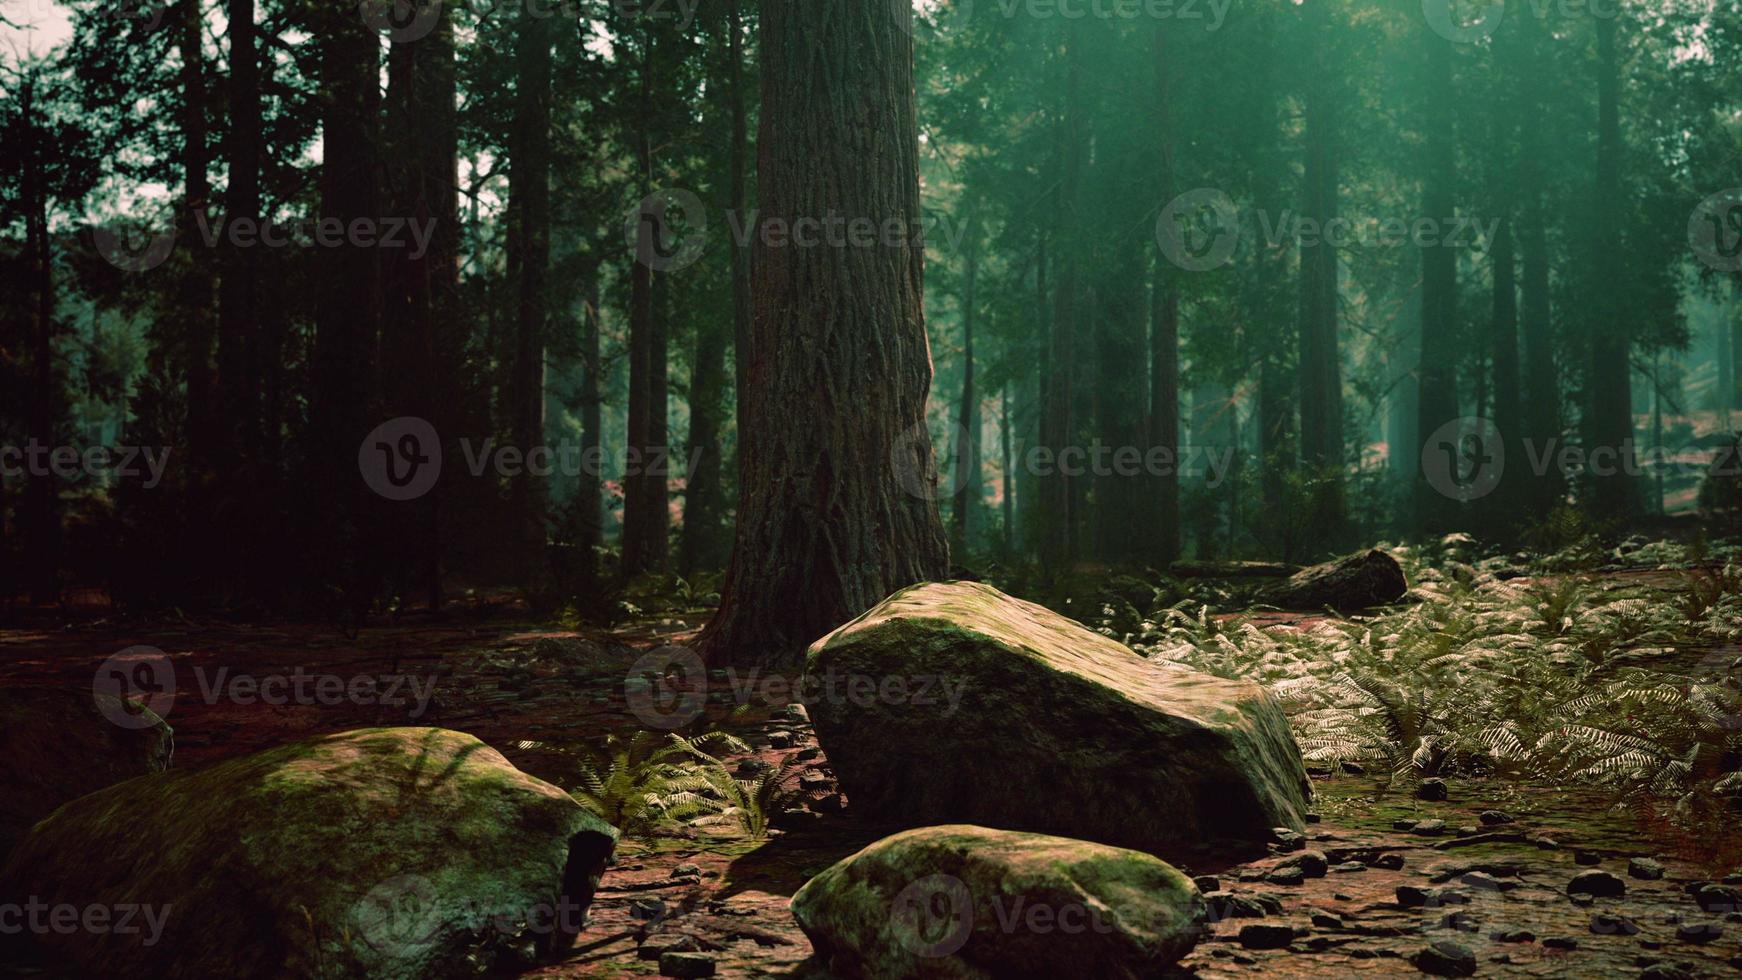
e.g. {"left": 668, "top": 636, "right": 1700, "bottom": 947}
{"left": 1517, "top": 5, "right": 1557, "bottom": 508}
{"left": 698, "top": 0, "right": 949, "bottom": 666}
{"left": 20, "top": 77, "right": 61, "bottom": 604}
{"left": 1415, "top": 27, "right": 1459, "bottom": 532}
{"left": 1040, "top": 30, "right": 1084, "bottom": 574}
{"left": 178, "top": 0, "right": 216, "bottom": 594}
{"left": 1148, "top": 24, "right": 1181, "bottom": 566}
{"left": 578, "top": 283, "right": 605, "bottom": 583}
{"left": 1584, "top": 13, "right": 1638, "bottom": 519}
{"left": 622, "top": 31, "right": 666, "bottom": 577}
{"left": 1296, "top": 24, "right": 1344, "bottom": 545}
{"left": 950, "top": 230, "right": 980, "bottom": 557}
{"left": 216, "top": 0, "right": 262, "bottom": 599}
{"left": 508, "top": 8, "right": 552, "bottom": 584}
{"left": 1488, "top": 215, "right": 1521, "bottom": 523}
{"left": 728, "top": 0, "right": 752, "bottom": 441}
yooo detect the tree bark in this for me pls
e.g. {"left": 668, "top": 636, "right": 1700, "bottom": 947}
{"left": 950, "top": 230, "right": 980, "bottom": 557}
{"left": 1040, "top": 30, "right": 1084, "bottom": 574}
{"left": 1584, "top": 13, "right": 1638, "bottom": 519}
{"left": 1296, "top": 15, "right": 1344, "bottom": 544}
{"left": 1415, "top": 26, "right": 1459, "bottom": 532}
{"left": 20, "top": 77, "right": 61, "bottom": 604}
{"left": 508, "top": 7, "right": 552, "bottom": 583}
{"left": 698, "top": 0, "right": 949, "bottom": 666}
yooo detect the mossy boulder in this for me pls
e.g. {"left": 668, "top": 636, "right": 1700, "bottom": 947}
{"left": 804, "top": 581, "right": 1311, "bottom": 855}
{"left": 791, "top": 824, "right": 1205, "bottom": 979}
{"left": 0, "top": 687, "right": 173, "bottom": 860}
{"left": 1259, "top": 549, "right": 1408, "bottom": 611}
{"left": 0, "top": 727, "right": 616, "bottom": 979}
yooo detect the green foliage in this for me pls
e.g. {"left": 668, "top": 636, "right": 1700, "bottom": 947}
{"left": 569, "top": 725, "right": 801, "bottom": 841}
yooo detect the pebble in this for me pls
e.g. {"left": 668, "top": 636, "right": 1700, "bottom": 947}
{"left": 638, "top": 934, "right": 697, "bottom": 960}
{"left": 1590, "top": 913, "right": 1641, "bottom": 936}
{"left": 1266, "top": 866, "right": 1305, "bottom": 886}
{"left": 1271, "top": 828, "right": 1307, "bottom": 852}
{"left": 1417, "top": 778, "right": 1449, "bottom": 801}
{"left": 1332, "top": 861, "right": 1368, "bottom": 874}
{"left": 659, "top": 951, "right": 717, "bottom": 978}
{"left": 1192, "top": 875, "right": 1220, "bottom": 893}
{"left": 1628, "top": 857, "right": 1666, "bottom": 880}
{"left": 1478, "top": 810, "right": 1515, "bottom": 825}
{"left": 1412, "top": 819, "right": 1447, "bottom": 836}
{"left": 1489, "top": 928, "right": 1535, "bottom": 943}
{"left": 1372, "top": 853, "right": 1405, "bottom": 870}
{"left": 1274, "top": 850, "right": 1329, "bottom": 879}
{"left": 1410, "top": 940, "right": 1476, "bottom": 977}
{"left": 1310, "top": 911, "right": 1343, "bottom": 930}
{"left": 1574, "top": 849, "right": 1602, "bottom": 866}
{"left": 1237, "top": 923, "right": 1296, "bottom": 950}
{"left": 1674, "top": 921, "right": 1722, "bottom": 944}
{"left": 1568, "top": 870, "right": 1627, "bottom": 898}
{"left": 1542, "top": 936, "right": 1579, "bottom": 950}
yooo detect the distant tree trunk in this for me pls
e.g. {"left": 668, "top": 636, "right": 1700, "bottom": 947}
{"left": 1584, "top": 13, "right": 1638, "bottom": 519}
{"left": 1297, "top": 31, "right": 1344, "bottom": 546}
{"left": 1000, "top": 384, "right": 1015, "bottom": 557}
{"left": 1147, "top": 25, "right": 1181, "bottom": 566}
{"left": 1489, "top": 216, "right": 1521, "bottom": 523}
{"left": 508, "top": 8, "right": 552, "bottom": 584}
{"left": 622, "top": 31, "right": 667, "bottom": 577}
{"left": 698, "top": 0, "right": 949, "bottom": 666}
{"left": 217, "top": 0, "right": 261, "bottom": 598}
{"left": 20, "top": 77, "right": 61, "bottom": 604}
{"left": 1722, "top": 308, "right": 1737, "bottom": 431}
{"left": 1415, "top": 27, "right": 1459, "bottom": 532}
{"left": 950, "top": 231, "right": 980, "bottom": 557}
{"left": 1040, "top": 30, "right": 1084, "bottom": 574}
{"left": 1517, "top": 6, "right": 1557, "bottom": 508}
{"left": 578, "top": 284, "right": 605, "bottom": 582}
{"left": 309, "top": 7, "right": 382, "bottom": 607}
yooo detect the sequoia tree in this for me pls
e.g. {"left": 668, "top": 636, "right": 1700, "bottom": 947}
{"left": 699, "top": 0, "right": 950, "bottom": 666}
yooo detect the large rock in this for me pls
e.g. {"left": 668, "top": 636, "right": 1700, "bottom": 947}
{"left": 804, "top": 581, "right": 1312, "bottom": 855}
{"left": 1259, "top": 549, "right": 1408, "bottom": 611}
{"left": 0, "top": 727, "right": 616, "bottom": 979}
{"left": 791, "top": 824, "right": 1205, "bottom": 979}
{"left": 0, "top": 687, "right": 173, "bottom": 860}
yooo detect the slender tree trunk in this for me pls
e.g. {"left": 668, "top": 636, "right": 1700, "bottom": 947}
{"left": 21, "top": 78, "right": 61, "bottom": 604}
{"left": 1489, "top": 216, "right": 1521, "bottom": 524}
{"left": 1585, "top": 13, "right": 1637, "bottom": 519}
{"left": 698, "top": 0, "right": 949, "bottom": 666}
{"left": 1040, "top": 30, "right": 1084, "bottom": 574}
{"left": 622, "top": 30, "right": 666, "bottom": 577}
{"left": 578, "top": 284, "right": 605, "bottom": 582}
{"left": 508, "top": 8, "right": 552, "bottom": 584}
{"left": 1000, "top": 384, "right": 1014, "bottom": 558}
{"left": 1517, "top": 4, "right": 1557, "bottom": 508}
{"left": 1297, "top": 26, "right": 1344, "bottom": 547}
{"left": 728, "top": 0, "right": 752, "bottom": 439}
{"left": 1415, "top": 26, "right": 1459, "bottom": 532}
{"left": 216, "top": 0, "right": 261, "bottom": 599}
{"left": 950, "top": 230, "right": 980, "bottom": 557}
{"left": 178, "top": 0, "right": 216, "bottom": 594}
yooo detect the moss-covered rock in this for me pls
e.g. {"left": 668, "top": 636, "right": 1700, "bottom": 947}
{"left": 1259, "top": 549, "right": 1408, "bottom": 611}
{"left": 0, "top": 727, "right": 616, "bottom": 979}
{"left": 804, "top": 581, "right": 1311, "bottom": 855}
{"left": 0, "top": 687, "right": 172, "bottom": 860}
{"left": 791, "top": 824, "right": 1205, "bottom": 979}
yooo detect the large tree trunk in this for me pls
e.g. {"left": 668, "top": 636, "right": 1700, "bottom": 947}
{"left": 1488, "top": 215, "right": 1521, "bottom": 523}
{"left": 20, "top": 77, "right": 61, "bottom": 605}
{"left": 1415, "top": 27, "right": 1459, "bottom": 532}
{"left": 308, "top": 4, "right": 382, "bottom": 611}
{"left": 177, "top": 0, "right": 217, "bottom": 595}
{"left": 217, "top": 0, "right": 261, "bottom": 599}
{"left": 728, "top": 0, "right": 752, "bottom": 442}
{"left": 1517, "top": 7, "right": 1557, "bottom": 509}
{"left": 1039, "top": 30, "right": 1084, "bottom": 575}
{"left": 698, "top": 0, "right": 949, "bottom": 666}
{"left": 1584, "top": 14, "right": 1638, "bottom": 519}
{"left": 508, "top": 8, "right": 552, "bottom": 584}
{"left": 577, "top": 282, "right": 605, "bottom": 583}
{"left": 622, "top": 31, "right": 667, "bottom": 577}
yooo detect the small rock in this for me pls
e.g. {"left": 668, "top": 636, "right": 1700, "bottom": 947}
{"left": 1305, "top": 813, "right": 1321, "bottom": 823}
{"left": 1479, "top": 810, "right": 1515, "bottom": 826}
{"left": 1591, "top": 913, "right": 1641, "bottom": 936}
{"left": 1689, "top": 882, "right": 1742, "bottom": 913}
{"left": 1266, "top": 866, "right": 1306, "bottom": 886}
{"left": 1341, "top": 761, "right": 1366, "bottom": 775}
{"left": 1204, "top": 891, "right": 1269, "bottom": 920}
{"left": 1311, "top": 911, "right": 1344, "bottom": 930}
{"left": 1333, "top": 893, "right": 1352, "bottom": 901}
{"left": 1489, "top": 928, "right": 1535, "bottom": 943}
{"left": 1237, "top": 924, "right": 1296, "bottom": 949}
{"left": 1192, "top": 875, "right": 1220, "bottom": 893}
{"left": 1373, "top": 853, "right": 1406, "bottom": 871}
{"left": 1568, "top": 870, "right": 1627, "bottom": 898}
{"left": 1455, "top": 871, "right": 1509, "bottom": 893}
{"left": 1674, "top": 921, "right": 1722, "bottom": 944}
{"left": 1412, "top": 820, "right": 1447, "bottom": 837}
{"left": 1274, "top": 850, "right": 1329, "bottom": 879}
{"left": 671, "top": 863, "right": 701, "bottom": 877}
{"left": 1417, "top": 778, "right": 1449, "bottom": 801}
{"left": 630, "top": 897, "right": 667, "bottom": 921}
{"left": 659, "top": 951, "right": 717, "bottom": 978}
{"left": 1333, "top": 862, "right": 1368, "bottom": 874}
{"left": 766, "top": 731, "right": 795, "bottom": 749}
{"left": 1628, "top": 857, "right": 1665, "bottom": 880}
{"left": 1271, "top": 828, "right": 1307, "bottom": 852}
{"left": 639, "top": 934, "right": 698, "bottom": 960}
{"left": 1455, "top": 825, "right": 1480, "bottom": 838}
{"left": 1542, "top": 936, "right": 1579, "bottom": 950}
{"left": 1574, "top": 849, "right": 1602, "bottom": 866}
{"left": 1393, "top": 819, "right": 1418, "bottom": 831}
{"left": 1534, "top": 836, "right": 1560, "bottom": 850}
{"left": 799, "top": 771, "right": 830, "bottom": 788}
{"left": 1410, "top": 940, "right": 1476, "bottom": 977}
{"left": 1638, "top": 965, "right": 1699, "bottom": 980}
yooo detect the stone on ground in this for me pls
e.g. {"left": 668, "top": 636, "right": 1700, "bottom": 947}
{"left": 1259, "top": 549, "right": 1409, "bottom": 611}
{"left": 0, "top": 727, "right": 616, "bottom": 979}
{"left": 790, "top": 824, "right": 1206, "bottom": 980}
{"left": 804, "top": 581, "right": 1312, "bottom": 855}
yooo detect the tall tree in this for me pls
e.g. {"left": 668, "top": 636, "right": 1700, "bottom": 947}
{"left": 1295, "top": 0, "right": 1343, "bottom": 546}
{"left": 1584, "top": 12, "right": 1638, "bottom": 519}
{"left": 507, "top": 7, "right": 553, "bottom": 583}
{"left": 1415, "top": 23, "right": 1459, "bottom": 531}
{"left": 699, "top": 0, "right": 950, "bottom": 665}
{"left": 950, "top": 226, "right": 980, "bottom": 557}
{"left": 1147, "top": 24, "right": 1181, "bottom": 566}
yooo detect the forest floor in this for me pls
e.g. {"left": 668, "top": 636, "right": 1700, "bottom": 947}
{"left": 3, "top": 565, "right": 1741, "bottom": 977}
